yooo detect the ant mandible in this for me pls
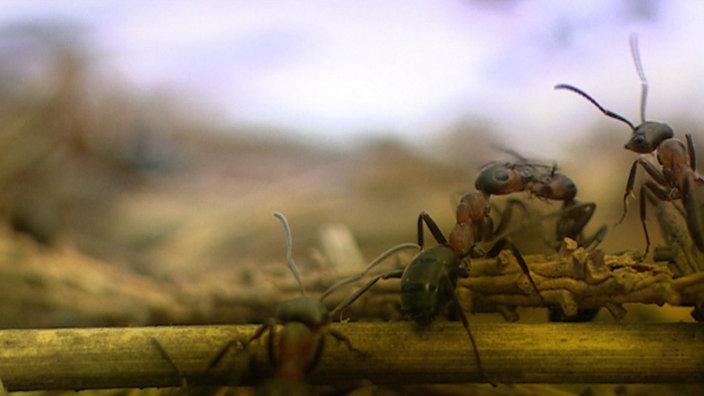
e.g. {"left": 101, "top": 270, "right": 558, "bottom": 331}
{"left": 209, "top": 212, "right": 418, "bottom": 392}
{"left": 555, "top": 35, "right": 704, "bottom": 255}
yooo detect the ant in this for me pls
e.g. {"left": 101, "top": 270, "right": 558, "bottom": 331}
{"left": 464, "top": 151, "right": 606, "bottom": 253}
{"left": 463, "top": 155, "right": 607, "bottom": 321}
{"left": 555, "top": 35, "right": 704, "bottom": 255}
{"left": 328, "top": 210, "right": 549, "bottom": 387}
{"left": 643, "top": 187, "right": 704, "bottom": 321}
{"left": 209, "top": 212, "right": 418, "bottom": 392}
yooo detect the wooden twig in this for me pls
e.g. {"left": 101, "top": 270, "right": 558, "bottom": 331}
{"left": 0, "top": 322, "right": 701, "bottom": 392}
{"left": 457, "top": 245, "right": 704, "bottom": 321}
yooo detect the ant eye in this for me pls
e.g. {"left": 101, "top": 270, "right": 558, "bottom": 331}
{"left": 626, "top": 133, "right": 648, "bottom": 152}
{"left": 493, "top": 170, "right": 509, "bottom": 181}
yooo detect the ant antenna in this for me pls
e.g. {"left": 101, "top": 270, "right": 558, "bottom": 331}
{"left": 629, "top": 34, "right": 648, "bottom": 124}
{"left": 554, "top": 84, "right": 636, "bottom": 131}
{"left": 274, "top": 212, "right": 306, "bottom": 296}
{"left": 320, "top": 242, "right": 419, "bottom": 301}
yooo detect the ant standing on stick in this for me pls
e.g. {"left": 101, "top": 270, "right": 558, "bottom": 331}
{"left": 329, "top": 210, "right": 546, "bottom": 387}
{"left": 209, "top": 212, "right": 418, "bottom": 393}
{"left": 555, "top": 35, "right": 704, "bottom": 256}
{"left": 470, "top": 153, "right": 608, "bottom": 321}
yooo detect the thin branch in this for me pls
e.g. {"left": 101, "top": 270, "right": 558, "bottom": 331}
{"left": 0, "top": 322, "right": 701, "bottom": 392}
{"left": 458, "top": 245, "right": 704, "bottom": 321}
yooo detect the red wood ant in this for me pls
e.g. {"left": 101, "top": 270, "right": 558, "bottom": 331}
{"left": 462, "top": 152, "right": 606, "bottom": 253}
{"left": 462, "top": 155, "right": 607, "bottom": 321}
{"left": 209, "top": 212, "right": 418, "bottom": 392}
{"left": 555, "top": 35, "right": 704, "bottom": 255}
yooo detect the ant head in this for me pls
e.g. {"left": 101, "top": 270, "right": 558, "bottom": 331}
{"left": 276, "top": 295, "right": 330, "bottom": 326}
{"left": 475, "top": 162, "right": 523, "bottom": 195}
{"left": 555, "top": 36, "right": 673, "bottom": 155}
{"left": 625, "top": 121, "right": 674, "bottom": 154}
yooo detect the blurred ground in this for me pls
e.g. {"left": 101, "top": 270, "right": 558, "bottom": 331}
{"left": 0, "top": 21, "right": 700, "bottom": 396}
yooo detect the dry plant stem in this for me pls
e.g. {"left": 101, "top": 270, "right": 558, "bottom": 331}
{"left": 459, "top": 247, "right": 704, "bottom": 319}
{"left": 0, "top": 323, "right": 702, "bottom": 391}
{"left": 286, "top": 248, "right": 703, "bottom": 324}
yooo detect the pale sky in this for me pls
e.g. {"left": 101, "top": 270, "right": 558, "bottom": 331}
{"left": 2, "top": 0, "right": 704, "bottom": 157}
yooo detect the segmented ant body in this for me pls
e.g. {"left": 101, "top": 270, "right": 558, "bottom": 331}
{"left": 329, "top": 210, "right": 548, "bottom": 386}
{"left": 555, "top": 36, "right": 704, "bottom": 255}
{"left": 464, "top": 156, "right": 607, "bottom": 322}
{"left": 210, "top": 212, "right": 417, "bottom": 393}
{"left": 459, "top": 155, "right": 606, "bottom": 254}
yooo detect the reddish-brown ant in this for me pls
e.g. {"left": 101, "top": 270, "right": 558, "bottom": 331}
{"left": 462, "top": 154, "right": 607, "bottom": 321}
{"left": 465, "top": 152, "right": 607, "bottom": 253}
{"left": 208, "top": 212, "right": 417, "bottom": 392}
{"left": 555, "top": 35, "right": 704, "bottom": 255}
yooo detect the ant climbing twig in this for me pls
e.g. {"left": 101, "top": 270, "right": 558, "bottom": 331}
{"left": 556, "top": 35, "right": 704, "bottom": 256}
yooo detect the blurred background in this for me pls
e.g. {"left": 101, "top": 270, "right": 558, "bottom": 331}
{"left": 0, "top": 0, "right": 701, "bottom": 394}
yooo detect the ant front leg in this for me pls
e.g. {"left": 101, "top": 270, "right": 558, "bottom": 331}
{"left": 210, "top": 319, "right": 275, "bottom": 370}
{"left": 619, "top": 158, "right": 670, "bottom": 225}
{"left": 485, "top": 238, "right": 542, "bottom": 299}
{"left": 558, "top": 201, "right": 608, "bottom": 250}
{"left": 418, "top": 211, "right": 449, "bottom": 247}
{"left": 684, "top": 174, "right": 704, "bottom": 253}
{"left": 639, "top": 180, "right": 677, "bottom": 257}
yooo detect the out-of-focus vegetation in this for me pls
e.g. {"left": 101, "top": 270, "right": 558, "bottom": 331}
{"left": 0, "top": 20, "right": 700, "bottom": 395}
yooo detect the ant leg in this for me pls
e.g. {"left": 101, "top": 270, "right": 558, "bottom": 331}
{"left": 580, "top": 225, "right": 608, "bottom": 250}
{"left": 618, "top": 158, "right": 669, "bottom": 225}
{"left": 559, "top": 201, "right": 595, "bottom": 237}
{"left": 329, "top": 269, "right": 404, "bottom": 318}
{"left": 640, "top": 180, "right": 678, "bottom": 256}
{"left": 210, "top": 320, "right": 274, "bottom": 369}
{"left": 328, "top": 329, "right": 367, "bottom": 357}
{"left": 443, "top": 275, "right": 496, "bottom": 387}
{"left": 150, "top": 337, "right": 188, "bottom": 388}
{"left": 620, "top": 159, "right": 642, "bottom": 225}
{"left": 320, "top": 243, "right": 419, "bottom": 301}
{"left": 418, "top": 211, "right": 449, "bottom": 246}
{"left": 493, "top": 197, "right": 530, "bottom": 237}
{"left": 486, "top": 238, "right": 542, "bottom": 299}
{"left": 558, "top": 201, "right": 608, "bottom": 249}
{"left": 684, "top": 175, "right": 704, "bottom": 253}
{"left": 208, "top": 338, "right": 246, "bottom": 370}
{"left": 639, "top": 185, "right": 652, "bottom": 257}
{"left": 687, "top": 134, "right": 697, "bottom": 171}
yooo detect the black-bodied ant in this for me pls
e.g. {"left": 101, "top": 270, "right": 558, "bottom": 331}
{"left": 328, "top": 209, "right": 549, "bottom": 386}
{"left": 555, "top": 35, "right": 704, "bottom": 255}
{"left": 209, "top": 212, "right": 418, "bottom": 392}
